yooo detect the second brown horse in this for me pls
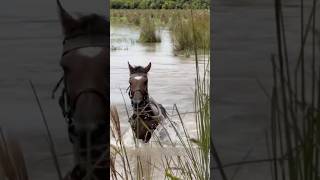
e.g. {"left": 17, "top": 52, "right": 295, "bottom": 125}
{"left": 128, "top": 62, "right": 168, "bottom": 143}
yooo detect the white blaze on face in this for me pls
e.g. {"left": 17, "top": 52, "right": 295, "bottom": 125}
{"left": 134, "top": 76, "right": 143, "bottom": 80}
{"left": 78, "top": 47, "right": 103, "bottom": 57}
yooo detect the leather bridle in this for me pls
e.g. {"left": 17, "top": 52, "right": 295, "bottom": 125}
{"left": 52, "top": 33, "right": 108, "bottom": 142}
{"left": 127, "top": 74, "right": 150, "bottom": 108}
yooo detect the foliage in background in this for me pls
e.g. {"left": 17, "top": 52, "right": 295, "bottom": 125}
{"left": 111, "top": 9, "right": 210, "bottom": 55}
{"left": 111, "top": 0, "right": 210, "bottom": 9}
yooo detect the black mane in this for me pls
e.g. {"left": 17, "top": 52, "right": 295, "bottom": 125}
{"left": 57, "top": 0, "right": 108, "bottom": 37}
{"left": 76, "top": 14, "right": 108, "bottom": 35}
{"left": 64, "top": 13, "right": 108, "bottom": 38}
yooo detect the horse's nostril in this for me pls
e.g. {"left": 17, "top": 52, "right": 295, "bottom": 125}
{"left": 132, "top": 100, "right": 141, "bottom": 106}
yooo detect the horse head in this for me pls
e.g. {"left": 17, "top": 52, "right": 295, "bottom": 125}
{"left": 128, "top": 62, "right": 151, "bottom": 107}
{"left": 56, "top": 0, "right": 108, "bottom": 179}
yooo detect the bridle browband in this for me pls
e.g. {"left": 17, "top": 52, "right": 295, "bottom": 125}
{"left": 52, "top": 33, "right": 108, "bottom": 142}
{"left": 62, "top": 33, "right": 109, "bottom": 55}
{"left": 127, "top": 74, "right": 150, "bottom": 108}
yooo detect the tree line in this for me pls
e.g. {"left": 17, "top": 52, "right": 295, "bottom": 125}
{"left": 111, "top": 0, "right": 210, "bottom": 9}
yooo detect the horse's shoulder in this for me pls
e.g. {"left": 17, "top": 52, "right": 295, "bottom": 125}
{"left": 149, "top": 98, "right": 168, "bottom": 119}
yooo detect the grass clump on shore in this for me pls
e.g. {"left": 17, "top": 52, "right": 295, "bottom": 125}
{"left": 170, "top": 10, "right": 209, "bottom": 54}
{"left": 110, "top": 9, "right": 174, "bottom": 26}
{"left": 111, "top": 9, "right": 210, "bottom": 56}
{"left": 139, "top": 16, "right": 161, "bottom": 43}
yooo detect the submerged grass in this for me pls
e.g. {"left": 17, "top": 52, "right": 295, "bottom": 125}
{"left": 139, "top": 16, "right": 161, "bottom": 43}
{"left": 111, "top": 9, "right": 210, "bottom": 55}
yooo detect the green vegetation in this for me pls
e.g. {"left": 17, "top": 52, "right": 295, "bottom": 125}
{"left": 139, "top": 16, "right": 161, "bottom": 43}
{"left": 111, "top": 0, "right": 210, "bottom": 9}
{"left": 269, "top": 0, "right": 320, "bottom": 180}
{"left": 169, "top": 10, "right": 209, "bottom": 53}
{"left": 111, "top": 9, "right": 210, "bottom": 54}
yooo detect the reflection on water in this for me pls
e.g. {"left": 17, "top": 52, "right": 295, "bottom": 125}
{"left": 110, "top": 23, "right": 206, "bottom": 179}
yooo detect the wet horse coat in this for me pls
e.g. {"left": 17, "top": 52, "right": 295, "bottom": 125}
{"left": 127, "top": 63, "right": 168, "bottom": 142}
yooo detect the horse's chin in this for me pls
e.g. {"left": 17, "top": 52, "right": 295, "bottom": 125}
{"left": 73, "top": 94, "right": 107, "bottom": 131}
{"left": 71, "top": 95, "right": 107, "bottom": 173}
{"left": 131, "top": 102, "right": 143, "bottom": 108}
{"left": 131, "top": 97, "right": 149, "bottom": 108}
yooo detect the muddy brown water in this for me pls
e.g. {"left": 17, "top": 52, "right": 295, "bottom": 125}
{"left": 110, "top": 23, "right": 201, "bottom": 135}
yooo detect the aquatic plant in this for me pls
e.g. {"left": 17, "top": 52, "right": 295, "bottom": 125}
{"left": 169, "top": 10, "right": 209, "bottom": 54}
{"left": 110, "top": 9, "right": 210, "bottom": 56}
{"left": 139, "top": 16, "right": 161, "bottom": 43}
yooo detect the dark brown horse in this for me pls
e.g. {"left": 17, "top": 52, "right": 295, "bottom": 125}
{"left": 54, "top": 0, "right": 108, "bottom": 179}
{"left": 128, "top": 62, "right": 168, "bottom": 143}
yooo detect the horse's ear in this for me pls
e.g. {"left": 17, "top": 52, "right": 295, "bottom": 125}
{"left": 128, "top": 62, "right": 134, "bottom": 74}
{"left": 57, "top": 0, "right": 77, "bottom": 35}
{"left": 144, "top": 62, "right": 151, "bottom": 73}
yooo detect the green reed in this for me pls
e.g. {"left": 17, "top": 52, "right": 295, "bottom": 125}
{"left": 169, "top": 10, "right": 209, "bottom": 54}
{"left": 110, "top": 9, "right": 209, "bottom": 55}
{"left": 139, "top": 16, "right": 161, "bottom": 43}
{"left": 270, "top": 0, "right": 320, "bottom": 179}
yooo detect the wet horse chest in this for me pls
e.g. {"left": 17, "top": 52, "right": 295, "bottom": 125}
{"left": 129, "top": 106, "right": 161, "bottom": 142}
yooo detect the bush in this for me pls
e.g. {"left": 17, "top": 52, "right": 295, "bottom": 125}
{"left": 111, "top": 0, "right": 139, "bottom": 9}
{"left": 139, "top": 16, "right": 161, "bottom": 43}
{"left": 170, "top": 10, "right": 209, "bottom": 53}
{"left": 161, "top": 0, "right": 176, "bottom": 9}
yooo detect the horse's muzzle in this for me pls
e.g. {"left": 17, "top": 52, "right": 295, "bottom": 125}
{"left": 131, "top": 91, "right": 144, "bottom": 107}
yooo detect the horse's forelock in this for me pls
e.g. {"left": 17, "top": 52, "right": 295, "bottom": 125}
{"left": 130, "top": 66, "right": 147, "bottom": 74}
{"left": 77, "top": 14, "right": 108, "bottom": 34}
{"left": 62, "top": 13, "right": 108, "bottom": 37}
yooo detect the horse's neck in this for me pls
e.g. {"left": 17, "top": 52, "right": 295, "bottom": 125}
{"left": 133, "top": 101, "right": 151, "bottom": 115}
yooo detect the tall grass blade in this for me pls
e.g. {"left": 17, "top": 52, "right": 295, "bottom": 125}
{"left": 29, "top": 80, "right": 63, "bottom": 180}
